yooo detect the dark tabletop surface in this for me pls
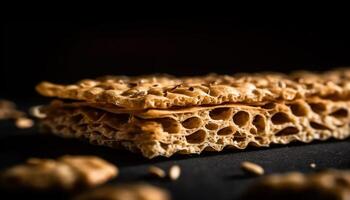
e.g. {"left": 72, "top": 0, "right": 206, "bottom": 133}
{"left": 0, "top": 111, "right": 349, "bottom": 200}
{"left": 4, "top": 18, "right": 350, "bottom": 200}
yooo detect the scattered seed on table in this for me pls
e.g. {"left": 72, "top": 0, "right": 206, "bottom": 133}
{"left": 148, "top": 166, "right": 166, "bottom": 178}
{"left": 241, "top": 161, "right": 264, "bottom": 176}
{"left": 169, "top": 165, "right": 181, "bottom": 181}
{"left": 310, "top": 163, "right": 316, "bottom": 168}
{"left": 15, "top": 117, "right": 34, "bottom": 129}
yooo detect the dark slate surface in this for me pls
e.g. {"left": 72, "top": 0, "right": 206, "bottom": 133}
{"left": 0, "top": 118, "right": 349, "bottom": 200}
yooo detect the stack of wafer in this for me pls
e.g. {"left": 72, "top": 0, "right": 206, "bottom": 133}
{"left": 36, "top": 69, "right": 350, "bottom": 158}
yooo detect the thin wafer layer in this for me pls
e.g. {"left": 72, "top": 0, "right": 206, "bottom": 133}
{"left": 36, "top": 69, "right": 350, "bottom": 109}
{"left": 40, "top": 98, "right": 350, "bottom": 158}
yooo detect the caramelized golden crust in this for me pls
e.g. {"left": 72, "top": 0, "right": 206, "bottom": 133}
{"left": 36, "top": 69, "right": 350, "bottom": 109}
{"left": 40, "top": 97, "right": 350, "bottom": 158}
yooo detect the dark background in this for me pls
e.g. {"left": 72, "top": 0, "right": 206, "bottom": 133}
{"left": 2, "top": 17, "right": 350, "bottom": 200}
{"left": 2, "top": 16, "right": 350, "bottom": 99}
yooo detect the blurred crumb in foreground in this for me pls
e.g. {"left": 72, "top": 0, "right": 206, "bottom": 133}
{"left": 241, "top": 169, "right": 350, "bottom": 200}
{"left": 0, "top": 99, "right": 34, "bottom": 129}
{"left": 0, "top": 99, "right": 25, "bottom": 120}
{"left": 73, "top": 183, "right": 170, "bottom": 200}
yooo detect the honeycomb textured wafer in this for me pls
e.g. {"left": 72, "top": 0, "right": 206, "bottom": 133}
{"left": 242, "top": 170, "right": 350, "bottom": 200}
{"left": 40, "top": 96, "right": 350, "bottom": 158}
{"left": 36, "top": 69, "right": 350, "bottom": 109}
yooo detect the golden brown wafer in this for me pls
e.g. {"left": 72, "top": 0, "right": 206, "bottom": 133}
{"left": 40, "top": 96, "right": 350, "bottom": 158}
{"left": 36, "top": 69, "right": 350, "bottom": 110}
{"left": 36, "top": 69, "right": 350, "bottom": 158}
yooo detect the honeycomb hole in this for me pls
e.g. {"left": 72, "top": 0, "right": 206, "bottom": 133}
{"left": 160, "top": 142, "right": 169, "bottom": 150}
{"left": 309, "top": 103, "right": 326, "bottom": 114}
{"left": 209, "top": 108, "right": 232, "bottom": 120}
{"left": 186, "top": 130, "right": 206, "bottom": 144}
{"left": 250, "top": 128, "right": 257, "bottom": 135}
{"left": 155, "top": 118, "right": 181, "bottom": 133}
{"left": 103, "top": 113, "right": 130, "bottom": 130}
{"left": 254, "top": 136, "right": 265, "bottom": 144}
{"left": 182, "top": 117, "right": 203, "bottom": 129}
{"left": 275, "top": 127, "right": 299, "bottom": 136}
{"left": 290, "top": 102, "right": 308, "bottom": 116}
{"left": 217, "top": 126, "right": 235, "bottom": 136}
{"left": 261, "top": 103, "right": 276, "bottom": 109}
{"left": 204, "top": 146, "right": 217, "bottom": 152}
{"left": 310, "top": 121, "right": 331, "bottom": 130}
{"left": 232, "top": 111, "right": 250, "bottom": 127}
{"left": 252, "top": 114, "right": 266, "bottom": 133}
{"left": 205, "top": 122, "right": 219, "bottom": 130}
{"left": 330, "top": 108, "right": 348, "bottom": 118}
{"left": 232, "top": 131, "right": 246, "bottom": 142}
{"left": 271, "top": 112, "right": 292, "bottom": 124}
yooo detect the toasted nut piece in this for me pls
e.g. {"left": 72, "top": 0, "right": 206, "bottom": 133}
{"left": 148, "top": 166, "right": 166, "bottom": 178}
{"left": 241, "top": 161, "right": 264, "bottom": 176}
{"left": 29, "top": 105, "right": 47, "bottom": 119}
{"left": 15, "top": 117, "right": 34, "bottom": 129}
{"left": 310, "top": 163, "right": 316, "bottom": 168}
{"left": 169, "top": 165, "right": 181, "bottom": 181}
{"left": 73, "top": 183, "right": 170, "bottom": 200}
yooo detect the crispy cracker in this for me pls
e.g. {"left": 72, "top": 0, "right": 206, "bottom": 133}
{"left": 37, "top": 69, "right": 350, "bottom": 158}
{"left": 36, "top": 69, "right": 350, "bottom": 109}
{"left": 40, "top": 97, "right": 350, "bottom": 158}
